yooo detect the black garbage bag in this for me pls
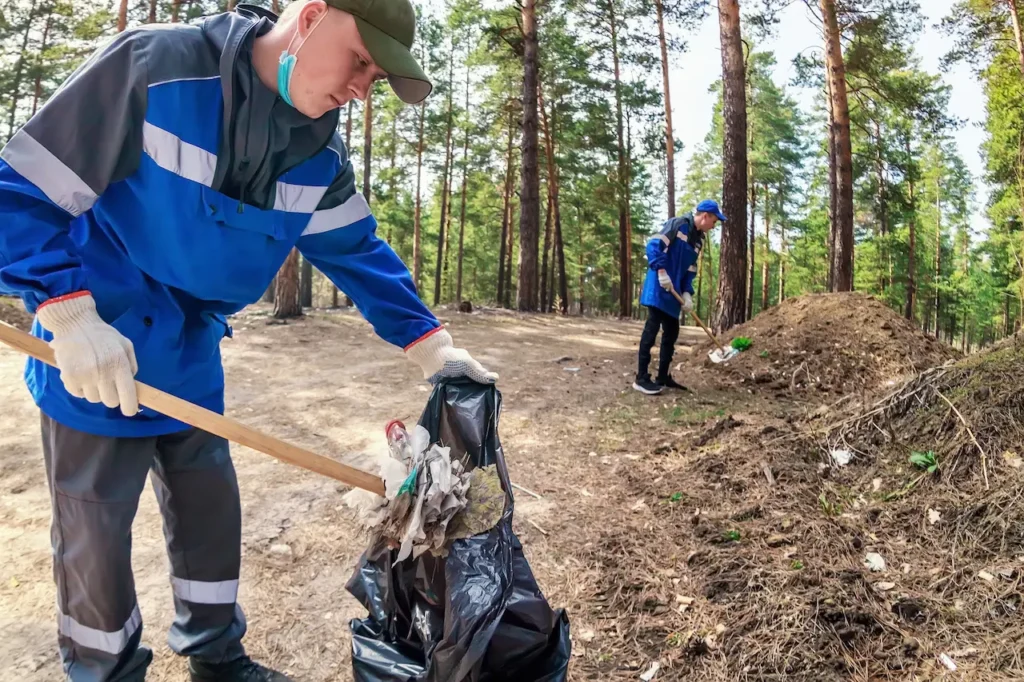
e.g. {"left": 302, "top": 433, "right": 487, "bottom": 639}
{"left": 345, "top": 379, "right": 571, "bottom": 682}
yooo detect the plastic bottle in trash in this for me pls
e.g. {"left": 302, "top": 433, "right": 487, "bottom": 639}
{"left": 385, "top": 419, "right": 412, "bottom": 464}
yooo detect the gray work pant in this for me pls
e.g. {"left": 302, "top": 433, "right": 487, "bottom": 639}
{"left": 41, "top": 413, "right": 247, "bottom": 681}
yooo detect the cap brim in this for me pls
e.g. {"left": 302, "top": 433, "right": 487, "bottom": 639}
{"left": 353, "top": 17, "right": 432, "bottom": 104}
{"left": 715, "top": 210, "right": 727, "bottom": 222}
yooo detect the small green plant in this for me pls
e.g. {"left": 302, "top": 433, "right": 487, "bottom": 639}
{"left": 759, "top": 350, "right": 770, "bottom": 358}
{"left": 818, "top": 492, "right": 843, "bottom": 517}
{"left": 723, "top": 529, "right": 742, "bottom": 542}
{"left": 909, "top": 451, "right": 938, "bottom": 474}
{"left": 731, "top": 336, "right": 753, "bottom": 351}
{"left": 669, "top": 492, "right": 684, "bottom": 503}
{"left": 791, "top": 560, "right": 804, "bottom": 570}
{"left": 598, "top": 653, "right": 613, "bottom": 663}
{"left": 666, "top": 632, "right": 685, "bottom": 647}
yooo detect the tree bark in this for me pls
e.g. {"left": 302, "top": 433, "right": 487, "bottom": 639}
{"left": 554, "top": 185, "right": 568, "bottom": 314}
{"left": 696, "top": 239, "right": 706, "bottom": 319}
{"left": 874, "top": 118, "right": 888, "bottom": 292}
{"left": 905, "top": 137, "right": 917, "bottom": 321}
{"left": 272, "top": 0, "right": 280, "bottom": 12}
{"left": 505, "top": 195, "right": 516, "bottom": 307}
{"left": 825, "top": 59, "right": 838, "bottom": 289}
{"left": 8, "top": 0, "right": 37, "bottom": 139}
{"left": 933, "top": 179, "right": 941, "bottom": 339}
{"left": 31, "top": 12, "right": 52, "bottom": 117}
{"left": 539, "top": 80, "right": 557, "bottom": 313}
{"left": 273, "top": 249, "right": 302, "bottom": 319}
{"left": 456, "top": 67, "right": 470, "bottom": 304}
{"left": 117, "top": 0, "right": 128, "bottom": 32}
{"left": 577, "top": 204, "right": 586, "bottom": 314}
{"left": 433, "top": 55, "right": 455, "bottom": 305}
{"left": 262, "top": 278, "right": 276, "bottom": 304}
{"left": 761, "top": 192, "right": 770, "bottom": 312}
{"left": 1006, "top": 0, "right": 1024, "bottom": 77}
{"left": 609, "top": 0, "right": 632, "bottom": 318}
{"left": 300, "top": 257, "right": 313, "bottom": 308}
{"left": 713, "top": 0, "right": 748, "bottom": 333}
{"left": 747, "top": 182, "right": 756, "bottom": 319}
{"left": 362, "top": 90, "right": 373, "bottom": 203}
{"left": 821, "top": 0, "right": 854, "bottom": 291}
{"left": 779, "top": 220, "right": 786, "bottom": 302}
{"left": 171, "top": 0, "right": 181, "bottom": 22}
{"left": 656, "top": 0, "right": 676, "bottom": 216}
{"left": 148, "top": 0, "right": 157, "bottom": 23}
{"left": 413, "top": 101, "right": 425, "bottom": 289}
{"left": 517, "top": 0, "right": 541, "bottom": 312}
{"left": 497, "top": 111, "right": 514, "bottom": 306}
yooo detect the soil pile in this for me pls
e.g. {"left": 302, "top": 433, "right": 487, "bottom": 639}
{"left": 686, "top": 292, "right": 960, "bottom": 399}
{"left": 579, "top": 343, "right": 1024, "bottom": 680}
{"left": 0, "top": 298, "right": 33, "bottom": 331}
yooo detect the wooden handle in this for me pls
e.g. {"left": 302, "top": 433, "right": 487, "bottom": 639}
{"left": 666, "top": 286, "right": 727, "bottom": 354}
{"left": 0, "top": 321, "right": 385, "bottom": 497}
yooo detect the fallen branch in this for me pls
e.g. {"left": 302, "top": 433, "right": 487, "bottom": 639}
{"left": 527, "top": 519, "right": 549, "bottom": 536}
{"left": 936, "top": 391, "right": 989, "bottom": 491}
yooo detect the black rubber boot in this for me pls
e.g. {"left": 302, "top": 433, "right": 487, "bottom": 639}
{"left": 656, "top": 374, "right": 688, "bottom": 391}
{"left": 190, "top": 656, "right": 292, "bottom": 682}
{"left": 632, "top": 374, "right": 664, "bottom": 395}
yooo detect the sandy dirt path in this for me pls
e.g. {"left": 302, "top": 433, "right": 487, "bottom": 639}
{"left": 0, "top": 305, "right": 703, "bottom": 680}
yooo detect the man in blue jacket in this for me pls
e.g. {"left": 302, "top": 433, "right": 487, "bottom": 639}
{"left": 633, "top": 200, "right": 726, "bottom": 395}
{"left": 0, "top": 1, "right": 495, "bottom": 680}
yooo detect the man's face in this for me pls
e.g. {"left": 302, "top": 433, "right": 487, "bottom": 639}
{"left": 695, "top": 211, "right": 719, "bottom": 232}
{"left": 289, "top": 3, "right": 387, "bottom": 119}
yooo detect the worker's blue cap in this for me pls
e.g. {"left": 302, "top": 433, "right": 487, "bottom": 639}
{"left": 697, "top": 199, "right": 727, "bottom": 222}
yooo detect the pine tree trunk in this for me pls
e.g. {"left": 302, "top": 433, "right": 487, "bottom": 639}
{"left": 747, "top": 182, "right": 756, "bottom": 319}
{"left": 1007, "top": 0, "right": 1024, "bottom": 77}
{"left": 609, "top": 0, "right": 632, "bottom": 318}
{"left": 905, "top": 138, "right": 917, "bottom": 321}
{"left": 825, "top": 69, "right": 838, "bottom": 290}
{"left": 779, "top": 221, "right": 786, "bottom": 302}
{"left": 497, "top": 112, "right": 514, "bottom": 306}
{"left": 300, "top": 257, "right": 313, "bottom": 308}
{"left": 171, "top": 0, "right": 181, "bottom": 22}
{"left": 934, "top": 180, "right": 941, "bottom": 339}
{"left": 656, "top": 0, "right": 676, "bottom": 216}
{"left": 874, "top": 118, "right": 888, "bottom": 292}
{"left": 272, "top": 0, "right": 280, "bottom": 12}
{"left": 362, "top": 90, "right": 373, "bottom": 204}
{"left": 696, "top": 241, "right": 705, "bottom": 318}
{"left": 273, "top": 249, "right": 301, "bottom": 319}
{"left": 577, "top": 211, "right": 585, "bottom": 314}
{"left": 262, "top": 278, "right": 276, "bottom": 304}
{"left": 761, "top": 195, "right": 770, "bottom": 311}
{"left": 539, "top": 81, "right": 557, "bottom": 313}
{"left": 338, "top": 102, "right": 354, "bottom": 307}
{"left": 433, "top": 56, "right": 455, "bottom": 306}
{"left": 821, "top": 0, "right": 854, "bottom": 291}
{"left": 8, "top": 0, "right": 37, "bottom": 139}
{"left": 713, "top": 0, "right": 748, "bottom": 333}
{"left": 31, "top": 13, "right": 52, "bottom": 117}
{"left": 443, "top": 134, "right": 454, "bottom": 296}
{"left": 555, "top": 187, "right": 568, "bottom": 314}
{"left": 517, "top": 0, "right": 541, "bottom": 312}
{"left": 117, "top": 0, "right": 128, "bottom": 32}
{"left": 455, "top": 68, "right": 470, "bottom": 305}
{"left": 149, "top": 0, "right": 157, "bottom": 23}
{"left": 505, "top": 195, "right": 516, "bottom": 308}
{"left": 413, "top": 101, "right": 425, "bottom": 289}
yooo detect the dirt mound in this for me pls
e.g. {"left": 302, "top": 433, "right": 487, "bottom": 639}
{"left": 0, "top": 298, "right": 33, "bottom": 331}
{"left": 589, "top": 343, "right": 1024, "bottom": 680}
{"left": 686, "top": 292, "right": 960, "bottom": 399}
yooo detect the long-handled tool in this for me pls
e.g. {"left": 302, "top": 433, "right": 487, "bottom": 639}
{"left": 666, "top": 286, "right": 740, "bottom": 364}
{"left": 0, "top": 321, "right": 386, "bottom": 496}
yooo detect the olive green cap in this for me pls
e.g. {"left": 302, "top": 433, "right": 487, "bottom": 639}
{"left": 324, "top": 0, "right": 432, "bottom": 104}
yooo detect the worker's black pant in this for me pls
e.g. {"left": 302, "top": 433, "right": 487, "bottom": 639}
{"left": 637, "top": 305, "right": 680, "bottom": 380}
{"left": 41, "top": 414, "right": 247, "bottom": 681}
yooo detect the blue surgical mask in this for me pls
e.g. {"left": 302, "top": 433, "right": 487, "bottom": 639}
{"left": 277, "top": 12, "right": 328, "bottom": 108}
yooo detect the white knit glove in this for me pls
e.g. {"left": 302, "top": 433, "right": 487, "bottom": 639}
{"left": 658, "top": 269, "right": 671, "bottom": 291}
{"left": 681, "top": 292, "right": 694, "bottom": 313}
{"left": 36, "top": 292, "right": 139, "bottom": 416}
{"left": 405, "top": 328, "right": 497, "bottom": 385}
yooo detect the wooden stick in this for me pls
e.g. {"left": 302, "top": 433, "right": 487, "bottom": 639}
{"left": 511, "top": 481, "right": 544, "bottom": 499}
{"left": 936, "top": 390, "right": 989, "bottom": 490}
{"left": 666, "top": 285, "right": 728, "bottom": 355}
{"left": 0, "top": 322, "right": 386, "bottom": 496}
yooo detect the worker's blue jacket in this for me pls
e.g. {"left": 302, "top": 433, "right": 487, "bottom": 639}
{"left": 0, "top": 6, "right": 439, "bottom": 437}
{"left": 639, "top": 214, "right": 704, "bottom": 318}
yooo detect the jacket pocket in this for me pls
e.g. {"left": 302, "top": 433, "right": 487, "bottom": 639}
{"left": 200, "top": 186, "right": 285, "bottom": 240}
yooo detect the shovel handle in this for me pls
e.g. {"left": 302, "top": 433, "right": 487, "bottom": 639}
{"left": 0, "top": 321, "right": 386, "bottom": 497}
{"left": 665, "top": 286, "right": 728, "bottom": 355}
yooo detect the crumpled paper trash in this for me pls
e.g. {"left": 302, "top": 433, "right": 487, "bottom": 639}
{"left": 343, "top": 424, "right": 504, "bottom": 563}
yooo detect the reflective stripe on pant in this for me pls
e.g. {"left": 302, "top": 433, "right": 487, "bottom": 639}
{"left": 637, "top": 305, "right": 680, "bottom": 380}
{"left": 41, "top": 414, "right": 247, "bottom": 681}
